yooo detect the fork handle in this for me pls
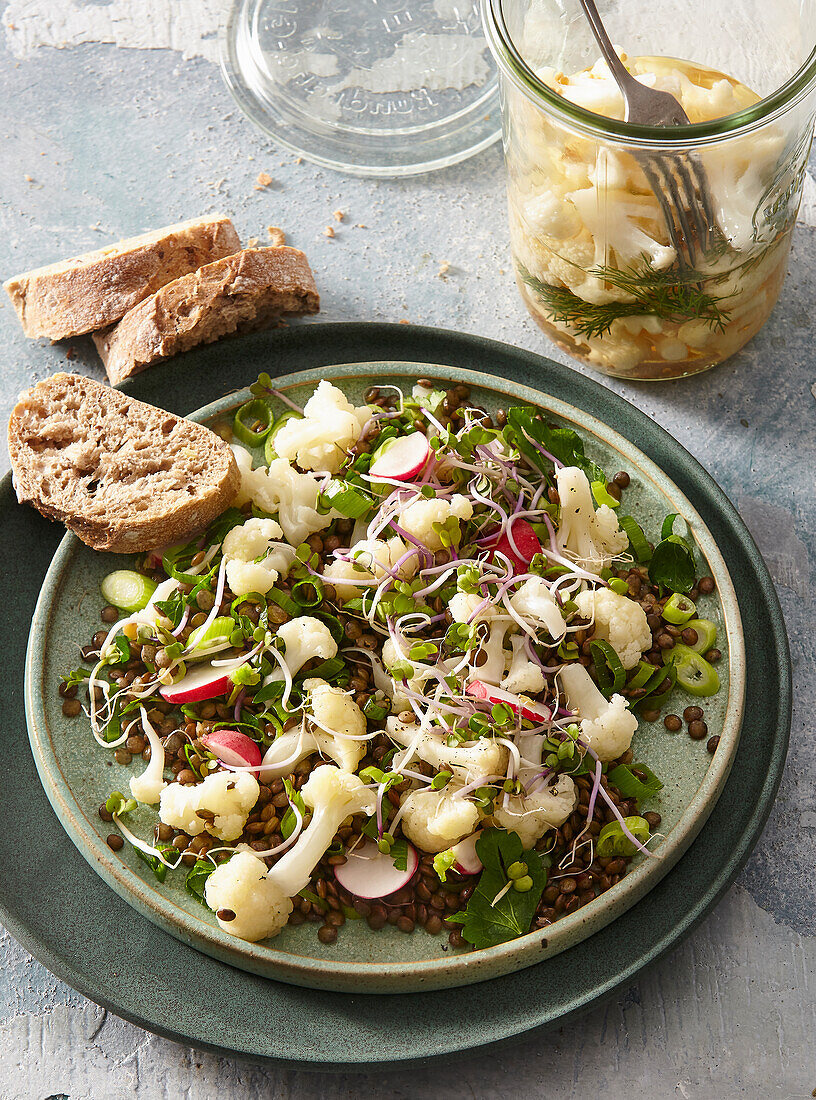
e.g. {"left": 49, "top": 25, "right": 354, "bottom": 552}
{"left": 577, "top": 0, "right": 640, "bottom": 93}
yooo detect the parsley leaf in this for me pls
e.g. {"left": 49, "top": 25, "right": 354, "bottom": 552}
{"left": 648, "top": 535, "right": 696, "bottom": 593}
{"left": 281, "top": 779, "right": 306, "bottom": 840}
{"left": 185, "top": 859, "right": 215, "bottom": 905}
{"left": 448, "top": 829, "right": 547, "bottom": 949}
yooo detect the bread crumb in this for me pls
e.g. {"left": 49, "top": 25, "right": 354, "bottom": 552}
{"left": 246, "top": 236, "right": 259, "bottom": 248}
{"left": 438, "top": 260, "right": 451, "bottom": 279}
{"left": 65, "top": 346, "right": 77, "bottom": 360}
{"left": 399, "top": 318, "right": 411, "bottom": 325}
{"left": 324, "top": 226, "right": 336, "bottom": 238}
{"left": 333, "top": 210, "right": 345, "bottom": 222}
{"left": 295, "top": 157, "right": 303, "bottom": 164}
{"left": 267, "top": 226, "right": 287, "bottom": 247}
{"left": 355, "top": 224, "right": 368, "bottom": 229}
{"left": 254, "top": 172, "right": 274, "bottom": 190}
{"left": 24, "top": 174, "right": 33, "bottom": 182}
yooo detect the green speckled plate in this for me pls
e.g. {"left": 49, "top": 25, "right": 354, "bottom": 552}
{"left": 0, "top": 325, "right": 789, "bottom": 1066}
{"left": 24, "top": 355, "right": 744, "bottom": 995}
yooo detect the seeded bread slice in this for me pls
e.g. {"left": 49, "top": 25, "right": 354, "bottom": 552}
{"left": 93, "top": 246, "right": 320, "bottom": 385}
{"left": 4, "top": 216, "right": 241, "bottom": 340}
{"left": 8, "top": 373, "right": 240, "bottom": 554}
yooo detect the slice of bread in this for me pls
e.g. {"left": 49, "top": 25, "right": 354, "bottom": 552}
{"left": 4, "top": 216, "right": 241, "bottom": 340}
{"left": 93, "top": 246, "right": 320, "bottom": 385}
{"left": 8, "top": 372, "right": 239, "bottom": 554}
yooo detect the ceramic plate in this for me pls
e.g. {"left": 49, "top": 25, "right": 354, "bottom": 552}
{"left": 25, "top": 356, "right": 744, "bottom": 994}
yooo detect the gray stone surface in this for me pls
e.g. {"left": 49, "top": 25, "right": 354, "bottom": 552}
{"left": 0, "top": 13, "right": 814, "bottom": 1099}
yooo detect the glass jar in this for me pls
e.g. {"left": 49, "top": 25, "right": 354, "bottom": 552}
{"left": 482, "top": 0, "right": 816, "bottom": 379}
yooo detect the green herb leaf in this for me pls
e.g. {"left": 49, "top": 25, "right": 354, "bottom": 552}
{"left": 185, "top": 859, "right": 215, "bottom": 904}
{"left": 448, "top": 829, "right": 547, "bottom": 949}
{"left": 589, "top": 639, "right": 626, "bottom": 697}
{"left": 389, "top": 839, "right": 409, "bottom": 872}
{"left": 105, "top": 791, "right": 137, "bottom": 816}
{"left": 281, "top": 779, "right": 306, "bottom": 840}
{"left": 505, "top": 407, "right": 605, "bottom": 484}
{"left": 617, "top": 515, "right": 651, "bottom": 562}
{"left": 61, "top": 667, "right": 91, "bottom": 688}
{"left": 648, "top": 535, "right": 696, "bottom": 593}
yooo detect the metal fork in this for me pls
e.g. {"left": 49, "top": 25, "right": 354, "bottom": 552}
{"left": 578, "top": 0, "right": 720, "bottom": 268}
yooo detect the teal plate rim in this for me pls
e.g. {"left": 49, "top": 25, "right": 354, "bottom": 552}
{"left": 0, "top": 323, "right": 791, "bottom": 1068}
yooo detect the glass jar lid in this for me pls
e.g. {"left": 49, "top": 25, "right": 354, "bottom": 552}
{"left": 221, "top": 0, "right": 501, "bottom": 176}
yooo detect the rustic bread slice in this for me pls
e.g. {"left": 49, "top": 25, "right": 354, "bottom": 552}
{"left": 4, "top": 216, "right": 241, "bottom": 340}
{"left": 93, "top": 246, "right": 320, "bottom": 385}
{"left": 8, "top": 372, "right": 239, "bottom": 554}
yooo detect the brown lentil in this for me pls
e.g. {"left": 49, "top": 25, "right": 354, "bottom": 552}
{"left": 61, "top": 698, "right": 82, "bottom": 717}
{"left": 707, "top": 736, "right": 720, "bottom": 754}
{"left": 664, "top": 714, "right": 682, "bottom": 732}
{"left": 688, "top": 719, "right": 708, "bottom": 740}
{"left": 698, "top": 576, "right": 716, "bottom": 594}
{"left": 705, "top": 648, "right": 722, "bottom": 663}
{"left": 106, "top": 834, "right": 124, "bottom": 851}
{"left": 683, "top": 705, "right": 703, "bottom": 722}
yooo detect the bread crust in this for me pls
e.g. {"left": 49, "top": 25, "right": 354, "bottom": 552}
{"left": 8, "top": 372, "right": 240, "bottom": 554}
{"left": 4, "top": 216, "right": 241, "bottom": 340}
{"left": 94, "top": 246, "right": 319, "bottom": 384}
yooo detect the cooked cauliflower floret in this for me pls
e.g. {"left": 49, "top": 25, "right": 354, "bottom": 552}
{"left": 556, "top": 466, "right": 629, "bottom": 573}
{"left": 304, "top": 678, "right": 367, "bottom": 772}
{"left": 509, "top": 576, "right": 566, "bottom": 641}
{"left": 222, "top": 517, "right": 294, "bottom": 597}
{"left": 559, "top": 663, "right": 638, "bottom": 761}
{"left": 266, "top": 616, "right": 337, "bottom": 682}
{"left": 273, "top": 381, "right": 370, "bottom": 473}
{"left": 574, "top": 587, "right": 651, "bottom": 670}
{"left": 159, "top": 771, "right": 259, "bottom": 842}
{"left": 397, "top": 494, "right": 473, "bottom": 552}
{"left": 231, "top": 444, "right": 336, "bottom": 545}
{"left": 205, "top": 851, "right": 292, "bottom": 941}
{"left": 387, "top": 715, "right": 508, "bottom": 784}
{"left": 501, "top": 635, "right": 546, "bottom": 695}
{"left": 492, "top": 773, "right": 577, "bottom": 848}
{"left": 323, "top": 536, "right": 417, "bottom": 600}
{"left": 400, "top": 786, "right": 481, "bottom": 853}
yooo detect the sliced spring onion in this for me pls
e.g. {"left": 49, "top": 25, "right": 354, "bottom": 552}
{"left": 291, "top": 577, "right": 324, "bottom": 608}
{"left": 632, "top": 663, "right": 676, "bottom": 709}
{"left": 319, "top": 479, "right": 373, "bottom": 519}
{"left": 264, "top": 410, "right": 302, "bottom": 464}
{"left": 267, "top": 586, "right": 301, "bottom": 618}
{"left": 596, "top": 816, "right": 650, "bottom": 857}
{"left": 591, "top": 480, "right": 620, "bottom": 509}
{"left": 233, "top": 399, "right": 273, "bottom": 447}
{"left": 661, "top": 592, "right": 697, "bottom": 625}
{"left": 187, "top": 616, "right": 234, "bottom": 652}
{"left": 606, "top": 763, "right": 663, "bottom": 802}
{"left": 589, "top": 639, "right": 626, "bottom": 697}
{"left": 663, "top": 644, "right": 720, "bottom": 696}
{"left": 627, "top": 660, "right": 657, "bottom": 691}
{"left": 100, "top": 570, "right": 157, "bottom": 613}
{"left": 617, "top": 515, "right": 652, "bottom": 562}
{"left": 684, "top": 618, "right": 717, "bottom": 655}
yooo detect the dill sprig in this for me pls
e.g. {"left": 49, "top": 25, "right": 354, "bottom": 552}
{"left": 518, "top": 259, "right": 732, "bottom": 340}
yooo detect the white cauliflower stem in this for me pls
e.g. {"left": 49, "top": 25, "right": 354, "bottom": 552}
{"left": 559, "top": 663, "right": 638, "bottom": 761}
{"left": 556, "top": 466, "right": 629, "bottom": 574}
{"left": 493, "top": 773, "right": 577, "bottom": 847}
{"left": 449, "top": 591, "right": 511, "bottom": 685}
{"left": 574, "top": 587, "right": 651, "bottom": 670}
{"left": 400, "top": 785, "right": 481, "bottom": 853}
{"left": 509, "top": 577, "right": 566, "bottom": 642}
{"left": 207, "top": 767, "right": 376, "bottom": 942}
{"left": 386, "top": 715, "right": 508, "bottom": 784}
{"left": 501, "top": 635, "right": 546, "bottom": 695}
{"left": 260, "top": 679, "right": 366, "bottom": 777}
{"left": 231, "top": 444, "right": 336, "bottom": 545}
{"left": 222, "top": 517, "right": 294, "bottom": 597}
{"left": 159, "top": 771, "right": 259, "bottom": 842}
{"left": 273, "top": 381, "right": 370, "bottom": 473}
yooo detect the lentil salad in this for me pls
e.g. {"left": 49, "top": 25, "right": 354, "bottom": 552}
{"left": 59, "top": 376, "right": 724, "bottom": 951}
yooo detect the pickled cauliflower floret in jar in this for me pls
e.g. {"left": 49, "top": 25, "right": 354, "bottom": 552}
{"left": 505, "top": 36, "right": 802, "bottom": 381}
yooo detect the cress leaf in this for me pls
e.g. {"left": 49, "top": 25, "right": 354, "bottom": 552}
{"left": 185, "top": 860, "right": 215, "bottom": 905}
{"left": 449, "top": 828, "right": 547, "bottom": 949}
{"left": 648, "top": 535, "right": 696, "bottom": 593}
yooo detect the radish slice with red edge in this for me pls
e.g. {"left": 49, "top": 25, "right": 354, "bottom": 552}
{"left": 369, "top": 433, "right": 431, "bottom": 482}
{"left": 200, "top": 729, "right": 262, "bottom": 769}
{"left": 334, "top": 838, "right": 419, "bottom": 899}
{"left": 466, "top": 680, "right": 552, "bottom": 723}
{"left": 452, "top": 831, "right": 483, "bottom": 875}
{"left": 159, "top": 662, "right": 232, "bottom": 705}
{"left": 490, "top": 517, "right": 542, "bottom": 572}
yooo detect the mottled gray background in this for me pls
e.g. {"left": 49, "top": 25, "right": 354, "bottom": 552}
{"left": 0, "top": 9, "right": 814, "bottom": 1098}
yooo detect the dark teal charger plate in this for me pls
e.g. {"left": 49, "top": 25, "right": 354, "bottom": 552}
{"left": 0, "top": 323, "right": 790, "bottom": 1069}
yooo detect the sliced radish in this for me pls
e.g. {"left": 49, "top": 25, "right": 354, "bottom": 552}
{"left": 201, "top": 729, "right": 262, "bottom": 769}
{"left": 160, "top": 661, "right": 232, "bottom": 704}
{"left": 334, "top": 838, "right": 419, "bottom": 899}
{"left": 369, "top": 433, "right": 431, "bottom": 482}
{"left": 490, "top": 518, "right": 542, "bottom": 573}
{"left": 466, "top": 680, "right": 552, "bottom": 723}
{"left": 452, "top": 832, "right": 483, "bottom": 876}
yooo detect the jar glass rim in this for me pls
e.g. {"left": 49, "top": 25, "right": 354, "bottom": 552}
{"left": 482, "top": 0, "right": 816, "bottom": 145}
